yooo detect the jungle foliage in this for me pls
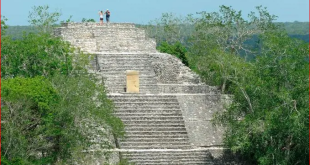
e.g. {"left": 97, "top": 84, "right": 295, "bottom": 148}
{"left": 146, "top": 5, "right": 309, "bottom": 165}
{"left": 1, "top": 5, "right": 124, "bottom": 165}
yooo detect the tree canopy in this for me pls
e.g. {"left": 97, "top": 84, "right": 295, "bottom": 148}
{"left": 146, "top": 5, "right": 309, "bottom": 165}
{"left": 1, "top": 5, "right": 124, "bottom": 164}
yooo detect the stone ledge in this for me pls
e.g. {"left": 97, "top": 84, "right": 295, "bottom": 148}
{"left": 61, "top": 22, "right": 136, "bottom": 28}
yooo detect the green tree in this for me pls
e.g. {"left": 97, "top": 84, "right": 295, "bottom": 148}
{"left": 2, "top": 75, "right": 124, "bottom": 164}
{"left": 157, "top": 41, "right": 189, "bottom": 66}
{"left": 1, "top": 6, "right": 124, "bottom": 164}
{"left": 148, "top": 5, "right": 309, "bottom": 164}
{"left": 1, "top": 16, "right": 8, "bottom": 35}
{"left": 187, "top": 5, "right": 278, "bottom": 91}
{"left": 1, "top": 77, "right": 60, "bottom": 164}
{"left": 216, "top": 31, "right": 309, "bottom": 165}
{"left": 82, "top": 18, "right": 96, "bottom": 22}
{"left": 1, "top": 32, "right": 75, "bottom": 78}
{"left": 145, "top": 13, "right": 193, "bottom": 46}
{"left": 28, "top": 5, "right": 61, "bottom": 33}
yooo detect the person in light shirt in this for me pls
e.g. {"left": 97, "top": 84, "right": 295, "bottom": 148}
{"left": 98, "top": 10, "right": 104, "bottom": 25}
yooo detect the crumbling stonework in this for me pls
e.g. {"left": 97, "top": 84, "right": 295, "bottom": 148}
{"left": 54, "top": 22, "right": 237, "bottom": 164}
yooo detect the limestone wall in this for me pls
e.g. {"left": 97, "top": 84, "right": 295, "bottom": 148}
{"left": 149, "top": 53, "right": 202, "bottom": 84}
{"left": 54, "top": 23, "right": 157, "bottom": 53}
{"left": 176, "top": 94, "right": 228, "bottom": 147}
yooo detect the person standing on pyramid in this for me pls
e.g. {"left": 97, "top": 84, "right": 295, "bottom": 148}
{"left": 104, "top": 9, "right": 111, "bottom": 23}
{"left": 98, "top": 10, "right": 104, "bottom": 25}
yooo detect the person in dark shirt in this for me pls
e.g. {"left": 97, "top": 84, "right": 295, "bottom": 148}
{"left": 104, "top": 9, "right": 111, "bottom": 23}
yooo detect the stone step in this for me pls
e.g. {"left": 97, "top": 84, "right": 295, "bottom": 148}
{"left": 122, "top": 151, "right": 214, "bottom": 165}
{"left": 100, "top": 67, "right": 153, "bottom": 71}
{"left": 94, "top": 31, "right": 145, "bottom": 36}
{"left": 97, "top": 48, "right": 155, "bottom": 52}
{"left": 106, "top": 85, "right": 159, "bottom": 89}
{"left": 115, "top": 106, "right": 180, "bottom": 109}
{"left": 104, "top": 80, "right": 157, "bottom": 85}
{"left": 124, "top": 130, "right": 188, "bottom": 135}
{"left": 114, "top": 111, "right": 182, "bottom": 115}
{"left": 120, "top": 141, "right": 190, "bottom": 146}
{"left": 95, "top": 33, "right": 145, "bottom": 37}
{"left": 108, "top": 93, "right": 174, "bottom": 96}
{"left": 124, "top": 123, "right": 186, "bottom": 127}
{"left": 120, "top": 144, "right": 191, "bottom": 149}
{"left": 99, "top": 68, "right": 154, "bottom": 72}
{"left": 123, "top": 134, "right": 189, "bottom": 139}
{"left": 106, "top": 85, "right": 157, "bottom": 90}
{"left": 116, "top": 113, "right": 183, "bottom": 118}
{"left": 102, "top": 78, "right": 156, "bottom": 82}
{"left": 98, "top": 62, "right": 151, "bottom": 66}
{"left": 94, "top": 33, "right": 145, "bottom": 37}
{"left": 103, "top": 78, "right": 157, "bottom": 84}
{"left": 114, "top": 101, "right": 179, "bottom": 104}
{"left": 122, "top": 120, "right": 186, "bottom": 125}
{"left": 116, "top": 108, "right": 182, "bottom": 112}
{"left": 105, "top": 87, "right": 159, "bottom": 91}
{"left": 113, "top": 102, "right": 179, "bottom": 106}
{"left": 97, "top": 50, "right": 156, "bottom": 54}
{"left": 106, "top": 88, "right": 159, "bottom": 93}
{"left": 91, "top": 52, "right": 159, "bottom": 55}
{"left": 106, "top": 87, "right": 159, "bottom": 92}
{"left": 106, "top": 90, "right": 159, "bottom": 93}
{"left": 98, "top": 59, "right": 150, "bottom": 64}
{"left": 117, "top": 116, "right": 184, "bottom": 121}
{"left": 107, "top": 82, "right": 157, "bottom": 88}
{"left": 120, "top": 138, "right": 190, "bottom": 142}
{"left": 122, "top": 150, "right": 211, "bottom": 156}
{"left": 96, "top": 55, "right": 149, "bottom": 59}
{"left": 100, "top": 69, "right": 154, "bottom": 73}
{"left": 123, "top": 127, "right": 187, "bottom": 132}
{"left": 93, "top": 28, "right": 145, "bottom": 33}
{"left": 98, "top": 61, "right": 150, "bottom": 67}
{"left": 97, "top": 44, "right": 155, "bottom": 52}
{"left": 104, "top": 82, "right": 158, "bottom": 86}
{"left": 96, "top": 54, "right": 150, "bottom": 58}
{"left": 124, "top": 157, "right": 209, "bottom": 161}
{"left": 125, "top": 160, "right": 211, "bottom": 165}
{"left": 131, "top": 162, "right": 210, "bottom": 165}
{"left": 96, "top": 33, "right": 146, "bottom": 38}
{"left": 115, "top": 108, "right": 181, "bottom": 111}
{"left": 95, "top": 36, "right": 146, "bottom": 40}
{"left": 98, "top": 57, "right": 149, "bottom": 61}
{"left": 101, "top": 72, "right": 156, "bottom": 77}
{"left": 110, "top": 97, "right": 178, "bottom": 102}
{"left": 101, "top": 75, "right": 155, "bottom": 78}
{"left": 96, "top": 39, "right": 151, "bottom": 43}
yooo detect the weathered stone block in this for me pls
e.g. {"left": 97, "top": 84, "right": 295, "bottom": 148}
{"left": 126, "top": 70, "right": 139, "bottom": 93}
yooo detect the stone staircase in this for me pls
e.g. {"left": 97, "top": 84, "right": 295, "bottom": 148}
{"left": 55, "top": 23, "right": 234, "bottom": 165}
{"left": 109, "top": 94, "right": 191, "bottom": 150}
{"left": 121, "top": 150, "right": 215, "bottom": 165}
{"left": 94, "top": 52, "right": 159, "bottom": 94}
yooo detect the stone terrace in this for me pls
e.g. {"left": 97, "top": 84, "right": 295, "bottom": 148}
{"left": 55, "top": 22, "right": 236, "bottom": 164}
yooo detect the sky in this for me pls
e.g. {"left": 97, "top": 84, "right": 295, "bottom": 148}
{"left": 1, "top": 0, "right": 309, "bottom": 26}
